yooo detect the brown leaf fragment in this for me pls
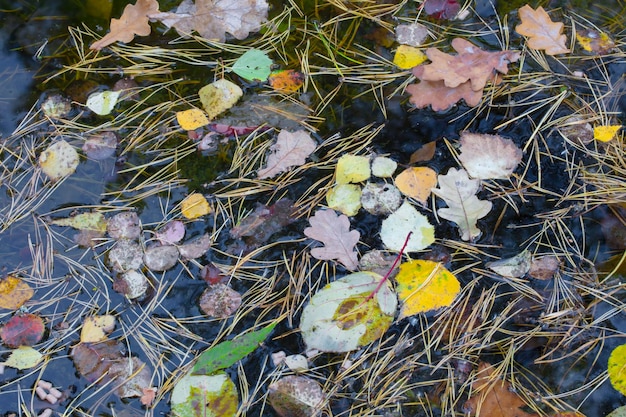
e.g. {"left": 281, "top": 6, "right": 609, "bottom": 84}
{"left": 414, "top": 38, "right": 520, "bottom": 91}
{"left": 409, "top": 141, "right": 437, "bottom": 164}
{"left": 529, "top": 255, "right": 561, "bottom": 280}
{"left": 515, "top": 5, "right": 570, "bottom": 55}
{"left": 258, "top": 130, "right": 317, "bottom": 179}
{"left": 406, "top": 79, "right": 483, "bottom": 111}
{"left": 229, "top": 199, "right": 296, "bottom": 250}
{"left": 90, "top": 0, "right": 159, "bottom": 50}
{"left": 304, "top": 209, "right": 360, "bottom": 271}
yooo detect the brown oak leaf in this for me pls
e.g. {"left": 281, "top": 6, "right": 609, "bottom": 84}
{"left": 258, "top": 130, "right": 317, "bottom": 179}
{"left": 515, "top": 5, "right": 570, "bottom": 55}
{"left": 304, "top": 209, "right": 360, "bottom": 271}
{"left": 148, "top": 0, "right": 269, "bottom": 42}
{"left": 414, "top": 38, "right": 520, "bottom": 91}
{"left": 406, "top": 79, "right": 483, "bottom": 111}
{"left": 90, "top": 0, "right": 159, "bottom": 50}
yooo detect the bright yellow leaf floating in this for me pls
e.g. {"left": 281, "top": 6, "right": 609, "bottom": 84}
{"left": 394, "top": 167, "right": 437, "bottom": 204}
{"left": 0, "top": 276, "right": 34, "bottom": 310}
{"left": 198, "top": 79, "right": 243, "bottom": 120}
{"left": 181, "top": 193, "right": 211, "bottom": 220}
{"left": 608, "top": 343, "right": 626, "bottom": 395}
{"left": 393, "top": 45, "right": 427, "bottom": 69}
{"left": 176, "top": 108, "right": 209, "bottom": 131}
{"left": 594, "top": 125, "right": 621, "bottom": 142}
{"left": 336, "top": 154, "right": 371, "bottom": 184}
{"left": 81, "top": 315, "right": 116, "bottom": 343}
{"left": 395, "top": 260, "right": 460, "bottom": 319}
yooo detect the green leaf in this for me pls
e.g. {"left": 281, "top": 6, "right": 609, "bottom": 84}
{"left": 193, "top": 321, "right": 277, "bottom": 375}
{"left": 232, "top": 49, "right": 273, "bottom": 81}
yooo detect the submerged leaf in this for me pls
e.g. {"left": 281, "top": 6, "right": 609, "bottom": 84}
{"left": 257, "top": 130, "right": 317, "bottom": 179}
{"left": 86, "top": 90, "right": 121, "bottom": 115}
{"left": 458, "top": 132, "right": 523, "bottom": 179}
{"left": 268, "top": 375, "right": 325, "bottom": 417}
{"left": 486, "top": 250, "right": 532, "bottom": 278}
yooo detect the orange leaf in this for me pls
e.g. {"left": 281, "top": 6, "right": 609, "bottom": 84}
{"left": 90, "top": 0, "right": 159, "bottom": 50}
{"left": 394, "top": 167, "right": 437, "bottom": 204}
{"left": 268, "top": 70, "right": 305, "bottom": 93}
{"left": 515, "top": 5, "right": 570, "bottom": 55}
{"left": 0, "top": 276, "right": 34, "bottom": 310}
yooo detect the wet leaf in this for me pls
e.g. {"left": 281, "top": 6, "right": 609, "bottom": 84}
{"left": 576, "top": 29, "right": 615, "bottom": 54}
{"left": 268, "top": 375, "right": 325, "bottom": 417}
{"left": 171, "top": 371, "right": 238, "bottom": 417}
{"left": 108, "top": 356, "right": 152, "bottom": 398}
{"left": 303, "top": 209, "right": 360, "bottom": 271}
{"left": 229, "top": 199, "right": 296, "bottom": 249}
{"left": 528, "top": 255, "right": 561, "bottom": 280}
{"left": 608, "top": 406, "right": 626, "bottom": 417}
{"left": 257, "top": 130, "right": 317, "bottom": 179}
{"left": 380, "top": 201, "right": 435, "bottom": 252}
{"left": 336, "top": 154, "right": 371, "bottom": 184}
{"left": 181, "top": 193, "right": 211, "bottom": 219}
{"left": 199, "top": 284, "right": 242, "bottom": 319}
{"left": 90, "top": 0, "right": 159, "bottom": 50}
{"left": 144, "top": 244, "right": 179, "bottom": 271}
{"left": 395, "top": 23, "right": 429, "bottom": 47}
{"left": 395, "top": 260, "right": 460, "bottom": 318}
{"left": 515, "top": 5, "right": 570, "bottom": 55}
{"left": 423, "top": 0, "right": 460, "bottom": 19}
{"left": 0, "top": 276, "right": 34, "bottom": 310}
{"left": 232, "top": 49, "right": 272, "bottom": 81}
{"left": 609, "top": 343, "right": 626, "bottom": 396}
{"left": 371, "top": 156, "right": 397, "bottom": 178}
{"left": 409, "top": 141, "right": 437, "bottom": 164}
{"left": 39, "top": 140, "right": 79, "bottom": 181}
{"left": 176, "top": 108, "right": 209, "bottom": 130}
{"left": 431, "top": 168, "right": 492, "bottom": 241}
{"left": 113, "top": 269, "right": 150, "bottom": 300}
{"left": 487, "top": 250, "right": 532, "bottom": 278}
{"left": 193, "top": 321, "right": 277, "bottom": 375}
{"left": 156, "top": 220, "right": 185, "bottom": 245}
{"left": 326, "top": 183, "right": 362, "bottom": 216}
{"left": 50, "top": 212, "right": 107, "bottom": 233}
{"left": 4, "top": 346, "right": 43, "bottom": 370}
{"left": 300, "top": 271, "right": 397, "bottom": 352}
{"left": 86, "top": 90, "right": 121, "bottom": 115}
{"left": 0, "top": 313, "right": 45, "bottom": 348}
{"left": 107, "top": 212, "right": 142, "bottom": 239}
{"left": 199, "top": 79, "right": 243, "bottom": 120}
{"left": 360, "top": 183, "right": 402, "bottom": 216}
{"left": 407, "top": 79, "right": 483, "bottom": 111}
{"left": 394, "top": 167, "right": 437, "bottom": 204}
{"left": 594, "top": 125, "right": 621, "bottom": 142}
{"left": 178, "top": 233, "right": 211, "bottom": 259}
{"left": 72, "top": 340, "right": 125, "bottom": 383}
{"left": 108, "top": 239, "right": 143, "bottom": 273}
{"left": 458, "top": 132, "right": 523, "bottom": 179}
{"left": 393, "top": 45, "right": 427, "bottom": 69}
{"left": 268, "top": 70, "right": 305, "bottom": 93}
{"left": 82, "top": 131, "right": 118, "bottom": 159}
{"left": 81, "top": 315, "right": 116, "bottom": 343}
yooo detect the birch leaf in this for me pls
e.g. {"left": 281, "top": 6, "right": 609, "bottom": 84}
{"left": 258, "top": 130, "right": 316, "bottom": 179}
{"left": 394, "top": 167, "right": 438, "bottom": 204}
{"left": 4, "top": 346, "right": 43, "bottom": 370}
{"left": 90, "top": 0, "right": 159, "bottom": 50}
{"left": 432, "top": 168, "right": 492, "bottom": 241}
{"left": 199, "top": 79, "right": 243, "bottom": 120}
{"left": 0, "top": 276, "right": 34, "bottom": 310}
{"left": 515, "top": 5, "right": 570, "bottom": 55}
{"left": 39, "top": 140, "right": 79, "bottom": 181}
{"left": 304, "top": 209, "right": 360, "bottom": 271}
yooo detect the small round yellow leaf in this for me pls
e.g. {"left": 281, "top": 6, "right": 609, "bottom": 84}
{"left": 181, "top": 193, "right": 211, "bottom": 220}
{"left": 176, "top": 108, "right": 209, "bottom": 131}
{"left": 199, "top": 79, "right": 243, "bottom": 120}
{"left": 39, "top": 140, "right": 79, "bottom": 181}
{"left": 393, "top": 45, "right": 427, "bottom": 69}
{"left": 336, "top": 154, "right": 371, "bottom": 184}
{"left": 394, "top": 167, "right": 437, "bottom": 204}
{"left": 326, "top": 183, "right": 362, "bottom": 216}
{"left": 0, "top": 276, "right": 34, "bottom": 310}
{"left": 395, "top": 260, "right": 460, "bottom": 319}
{"left": 594, "top": 125, "right": 621, "bottom": 142}
{"left": 609, "top": 344, "right": 626, "bottom": 395}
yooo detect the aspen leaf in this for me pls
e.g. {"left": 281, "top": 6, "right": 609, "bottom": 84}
{"left": 90, "top": 0, "right": 159, "bottom": 50}
{"left": 171, "top": 371, "right": 238, "bottom": 417}
{"left": 232, "top": 49, "right": 272, "bottom": 81}
{"left": 576, "top": 29, "right": 615, "bottom": 54}
{"left": 299, "top": 271, "right": 397, "bottom": 352}
{"left": 336, "top": 154, "right": 371, "bottom": 184}
{"left": 395, "top": 260, "right": 460, "bottom": 318}
{"left": 81, "top": 315, "right": 116, "bottom": 343}
{"left": 395, "top": 23, "right": 429, "bottom": 47}
{"left": 4, "top": 346, "right": 43, "bottom": 370}
{"left": 326, "top": 183, "right": 362, "bottom": 216}
{"left": 198, "top": 79, "right": 243, "bottom": 120}
{"left": 609, "top": 344, "right": 626, "bottom": 396}
{"left": 394, "top": 166, "right": 437, "bottom": 204}
{"left": 431, "top": 168, "right": 492, "bottom": 241}
{"left": 0, "top": 276, "right": 34, "bottom": 310}
{"left": 458, "top": 132, "right": 523, "bottom": 179}
{"left": 393, "top": 45, "right": 427, "bottom": 69}
{"left": 39, "top": 140, "right": 79, "bottom": 181}
{"left": 257, "top": 130, "right": 316, "bottom": 179}
{"left": 181, "top": 193, "right": 211, "bottom": 219}
{"left": 268, "top": 70, "right": 305, "bottom": 93}
{"left": 515, "top": 5, "right": 570, "bottom": 55}
{"left": 0, "top": 314, "right": 45, "bottom": 347}
{"left": 86, "top": 90, "right": 121, "bottom": 115}
{"left": 304, "top": 209, "right": 360, "bottom": 271}
{"left": 371, "top": 156, "right": 397, "bottom": 178}
{"left": 594, "top": 125, "right": 621, "bottom": 142}
{"left": 486, "top": 250, "right": 532, "bottom": 278}
{"left": 380, "top": 201, "right": 435, "bottom": 252}
{"left": 176, "top": 108, "right": 209, "bottom": 130}
{"left": 268, "top": 376, "right": 325, "bottom": 417}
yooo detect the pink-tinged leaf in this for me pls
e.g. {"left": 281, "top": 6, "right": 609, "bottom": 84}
{"left": 406, "top": 79, "right": 483, "bottom": 111}
{"left": 423, "top": 0, "right": 460, "bottom": 19}
{"left": 71, "top": 340, "right": 125, "bottom": 383}
{"left": 303, "top": 209, "right": 360, "bottom": 271}
{"left": 258, "top": 130, "right": 317, "bottom": 179}
{"left": 156, "top": 220, "right": 185, "bottom": 245}
{"left": 0, "top": 314, "right": 45, "bottom": 348}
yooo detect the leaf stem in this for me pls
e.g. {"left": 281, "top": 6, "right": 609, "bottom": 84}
{"left": 363, "top": 231, "right": 413, "bottom": 303}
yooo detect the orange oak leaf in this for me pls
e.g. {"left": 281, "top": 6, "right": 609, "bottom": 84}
{"left": 413, "top": 38, "right": 520, "bottom": 91}
{"left": 90, "top": 0, "right": 159, "bottom": 50}
{"left": 406, "top": 79, "right": 483, "bottom": 111}
{"left": 304, "top": 209, "right": 360, "bottom": 271}
{"left": 515, "top": 5, "right": 570, "bottom": 55}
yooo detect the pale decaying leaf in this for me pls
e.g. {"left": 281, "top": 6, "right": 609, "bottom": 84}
{"left": 515, "top": 5, "right": 570, "bottom": 55}
{"left": 431, "top": 168, "right": 492, "bottom": 241}
{"left": 91, "top": 0, "right": 160, "bottom": 50}
{"left": 268, "top": 376, "right": 325, "bottom": 417}
{"left": 303, "top": 209, "right": 360, "bottom": 271}
{"left": 486, "top": 250, "right": 531, "bottom": 278}
{"left": 258, "top": 130, "right": 317, "bottom": 179}
{"left": 380, "top": 201, "right": 435, "bottom": 252}
{"left": 148, "top": 0, "right": 269, "bottom": 42}
{"left": 457, "top": 132, "right": 523, "bottom": 179}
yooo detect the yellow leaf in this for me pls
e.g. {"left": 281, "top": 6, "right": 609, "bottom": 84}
{"left": 594, "top": 125, "right": 621, "bottom": 142}
{"left": 576, "top": 29, "right": 615, "bottom": 54}
{"left": 50, "top": 212, "right": 107, "bottom": 233}
{"left": 393, "top": 45, "right": 427, "bottom": 69}
{"left": 326, "top": 184, "right": 362, "bottom": 216}
{"left": 336, "top": 154, "right": 371, "bottom": 184}
{"left": 81, "top": 315, "right": 116, "bottom": 343}
{"left": 4, "top": 346, "right": 43, "bottom": 370}
{"left": 39, "top": 140, "right": 79, "bottom": 181}
{"left": 609, "top": 344, "right": 626, "bottom": 395}
{"left": 198, "top": 79, "right": 243, "bottom": 120}
{"left": 394, "top": 167, "right": 437, "bottom": 204}
{"left": 176, "top": 108, "right": 209, "bottom": 131}
{"left": 395, "top": 260, "right": 460, "bottom": 318}
{"left": 0, "top": 276, "right": 34, "bottom": 310}
{"left": 181, "top": 193, "right": 211, "bottom": 220}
